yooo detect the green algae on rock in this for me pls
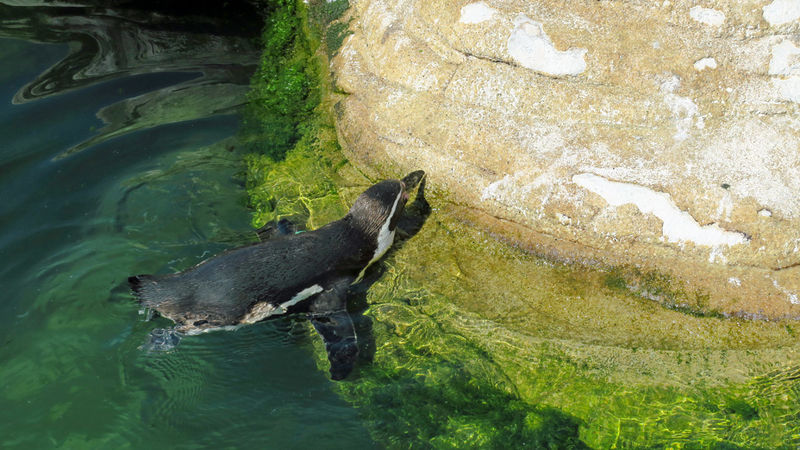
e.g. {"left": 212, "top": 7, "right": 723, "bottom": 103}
{"left": 244, "top": 1, "right": 800, "bottom": 448}
{"left": 244, "top": 0, "right": 320, "bottom": 160}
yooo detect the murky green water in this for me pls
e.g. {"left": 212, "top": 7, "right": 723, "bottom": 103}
{"left": 0, "top": 5, "right": 376, "bottom": 448}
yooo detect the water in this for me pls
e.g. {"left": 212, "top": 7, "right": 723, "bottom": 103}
{"left": 0, "top": 6, "right": 376, "bottom": 448}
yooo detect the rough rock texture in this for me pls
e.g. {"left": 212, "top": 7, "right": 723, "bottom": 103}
{"left": 330, "top": 0, "right": 800, "bottom": 318}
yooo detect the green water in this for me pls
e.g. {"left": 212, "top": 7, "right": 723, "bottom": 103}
{"left": 0, "top": 12, "right": 376, "bottom": 449}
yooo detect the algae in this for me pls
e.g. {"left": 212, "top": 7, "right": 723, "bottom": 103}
{"left": 244, "top": 0, "right": 319, "bottom": 160}
{"left": 243, "top": 1, "right": 800, "bottom": 448}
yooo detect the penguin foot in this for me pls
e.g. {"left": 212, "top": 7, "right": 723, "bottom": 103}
{"left": 140, "top": 327, "right": 183, "bottom": 352}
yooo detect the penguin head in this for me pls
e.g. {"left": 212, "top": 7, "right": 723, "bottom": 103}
{"left": 347, "top": 179, "right": 408, "bottom": 238}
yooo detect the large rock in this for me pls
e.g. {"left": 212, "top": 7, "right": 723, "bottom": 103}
{"left": 330, "top": 0, "right": 800, "bottom": 318}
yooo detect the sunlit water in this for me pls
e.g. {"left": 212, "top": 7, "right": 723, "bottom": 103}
{"left": 0, "top": 8, "right": 377, "bottom": 448}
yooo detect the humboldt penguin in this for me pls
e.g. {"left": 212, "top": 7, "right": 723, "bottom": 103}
{"left": 130, "top": 171, "right": 425, "bottom": 380}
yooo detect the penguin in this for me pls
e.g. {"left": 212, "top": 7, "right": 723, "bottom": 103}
{"left": 129, "top": 171, "right": 425, "bottom": 380}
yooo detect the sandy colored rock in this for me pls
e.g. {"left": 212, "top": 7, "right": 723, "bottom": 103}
{"left": 329, "top": 0, "right": 800, "bottom": 318}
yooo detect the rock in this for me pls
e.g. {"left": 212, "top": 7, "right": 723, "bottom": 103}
{"left": 330, "top": 0, "right": 800, "bottom": 318}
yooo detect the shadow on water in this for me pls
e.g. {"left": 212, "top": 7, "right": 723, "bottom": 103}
{"left": 349, "top": 360, "right": 588, "bottom": 449}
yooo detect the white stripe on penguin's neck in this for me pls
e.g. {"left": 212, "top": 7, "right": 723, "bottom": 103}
{"left": 355, "top": 188, "right": 403, "bottom": 283}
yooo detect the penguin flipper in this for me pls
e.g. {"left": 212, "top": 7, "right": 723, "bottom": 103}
{"left": 308, "top": 277, "right": 358, "bottom": 380}
{"left": 309, "top": 310, "right": 358, "bottom": 380}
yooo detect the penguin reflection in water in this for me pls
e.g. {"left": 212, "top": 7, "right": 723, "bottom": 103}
{"left": 129, "top": 171, "right": 427, "bottom": 380}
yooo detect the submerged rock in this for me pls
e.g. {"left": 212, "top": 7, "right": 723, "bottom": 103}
{"left": 330, "top": 0, "right": 800, "bottom": 318}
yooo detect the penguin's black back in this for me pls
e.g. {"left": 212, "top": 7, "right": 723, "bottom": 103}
{"left": 129, "top": 218, "right": 374, "bottom": 327}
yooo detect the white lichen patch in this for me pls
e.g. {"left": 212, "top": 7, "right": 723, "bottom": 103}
{"left": 660, "top": 76, "right": 704, "bottom": 142}
{"left": 769, "top": 40, "right": 800, "bottom": 103}
{"left": 556, "top": 213, "right": 572, "bottom": 225}
{"left": 573, "top": 173, "right": 750, "bottom": 247}
{"left": 763, "top": 0, "right": 800, "bottom": 26}
{"left": 459, "top": 2, "right": 497, "bottom": 24}
{"left": 507, "top": 14, "right": 587, "bottom": 76}
{"left": 482, "top": 174, "right": 514, "bottom": 202}
{"left": 708, "top": 245, "right": 727, "bottom": 264}
{"left": 694, "top": 57, "right": 717, "bottom": 71}
{"left": 689, "top": 6, "right": 725, "bottom": 26}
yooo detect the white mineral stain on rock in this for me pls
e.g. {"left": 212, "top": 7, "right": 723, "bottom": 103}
{"left": 763, "top": 0, "right": 800, "bottom": 26}
{"left": 716, "top": 189, "right": 733, "bottom": 222}
{"left": 768, "top": 40, "right": 800, "bottom": 103}
{"left": 573, "top": 173, "right": 749, "bottom": 247}
{"left": 506, "top": 14, "right": 587, "bottom": 76}
{"left": 459, "top": 2, "right": 497, "bottom": 24}
{"left": 689, "top": 6, "right": 725, "bottom": 26}
{"left": 693, "top": 57, "right": 717, "bottom": 71}
{"left": 480, "top": 172, "right": 537, "bottom": 218}
{"left": 481, "top": 174, "right": 515, "bottom": 202}
{"left": 697, "top": 120, "right": 800, "bottom": 219}
{"left": 768, "top": 40, "right": 800, "bottom": 75}
{"left": 660, "top": 76, "right": 704, "bottom": 142}
{"left": 773, "top": 75, "right": 800, "bottom": 102}
{"left": 772, "top": 279, "right": 800, "bottom": 304}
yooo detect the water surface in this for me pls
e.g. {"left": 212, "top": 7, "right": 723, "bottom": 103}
{"left": 0, "top": 5, "right": 376, "bottom": 448}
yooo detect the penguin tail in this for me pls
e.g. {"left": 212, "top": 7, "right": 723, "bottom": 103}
{"left": 128, "top": 274, "right": 163, "bottom": 307}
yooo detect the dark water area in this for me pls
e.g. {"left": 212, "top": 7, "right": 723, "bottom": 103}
{"left": 0, "top": 3, "right": 376, "bottom": 448}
